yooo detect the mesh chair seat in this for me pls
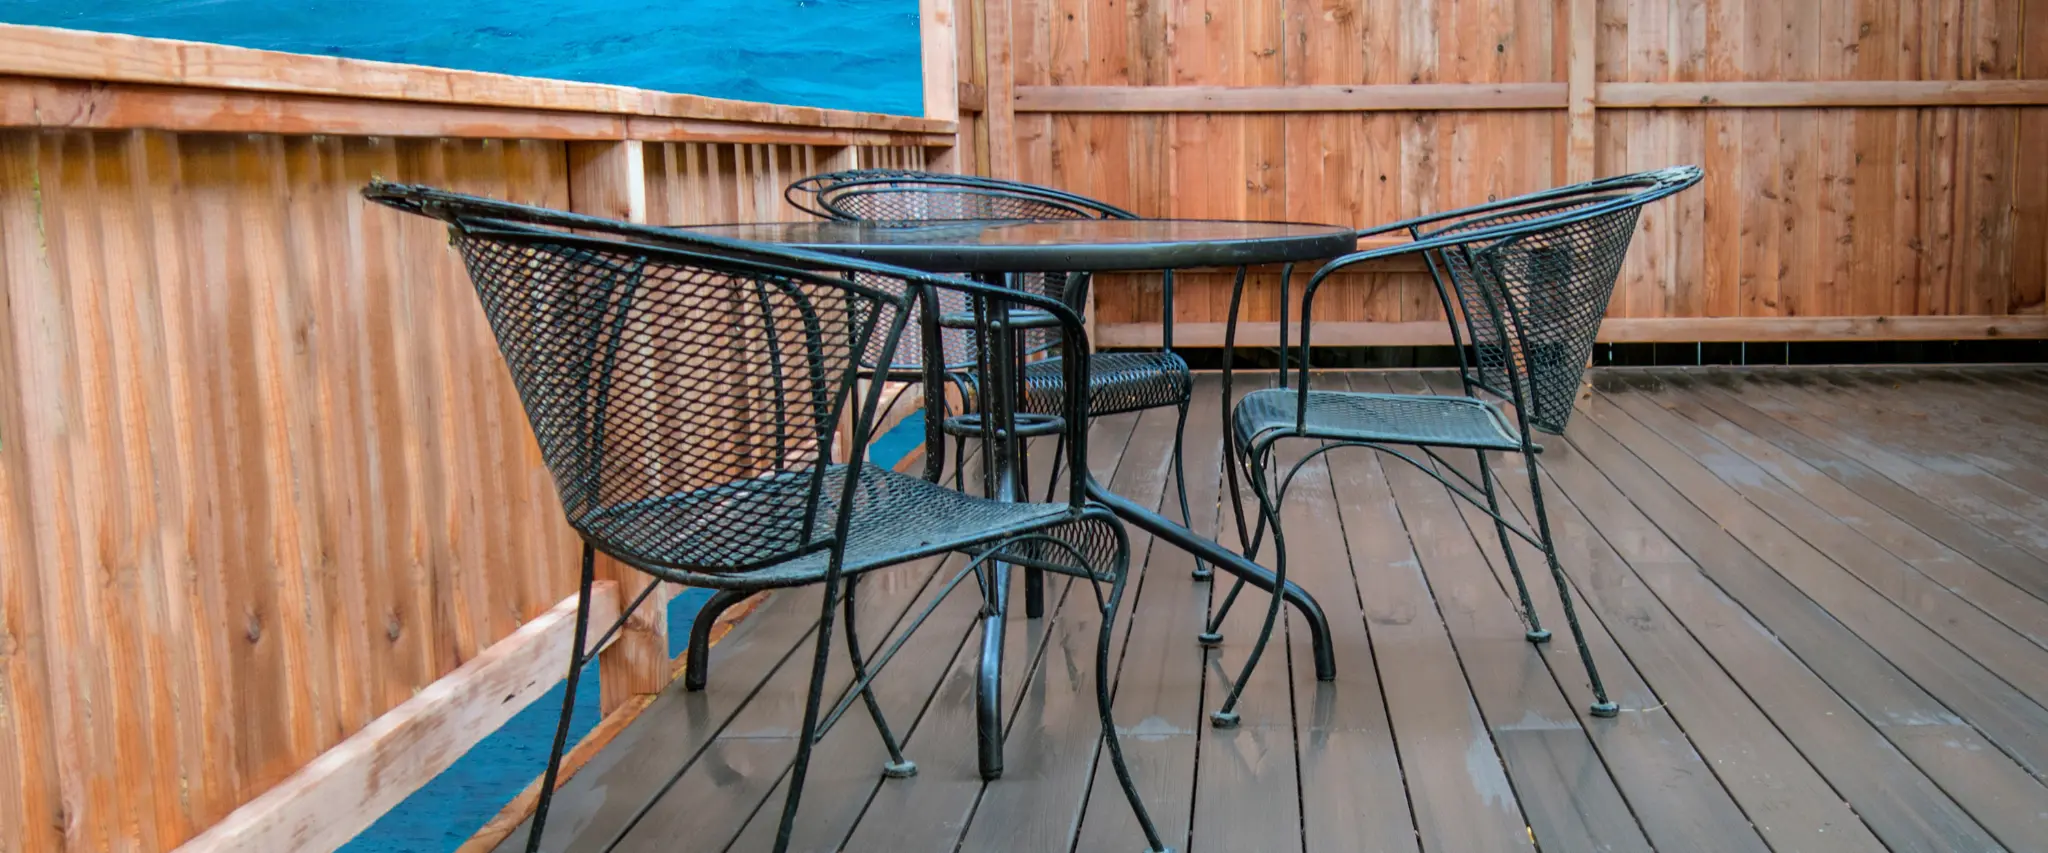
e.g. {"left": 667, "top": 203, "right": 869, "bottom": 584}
{"left": 1233, "top": 388, "right": 1523, "bottom": 453}
{"left": 584, "top": 463, "right": 1114, "bottom": 588}
{"left": 961, "top": 351, "right": 1192, "bottom": 419}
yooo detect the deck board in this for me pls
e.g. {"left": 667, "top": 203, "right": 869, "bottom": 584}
{"left": 533, "top": 367, "right": 2048, "bottom": 853}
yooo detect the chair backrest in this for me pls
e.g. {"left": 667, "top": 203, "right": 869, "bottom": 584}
{"left": 786, "top": 169, "right": 1136, "bottom": 223}
{"left": 787, "top": 170, "right": 1133, "bottom": 373}
{"left": 1418, "top": 167, "right": 1701, "bottom": 433}
{"left": 364, "top": 183, "right": 921, "bottom": 576}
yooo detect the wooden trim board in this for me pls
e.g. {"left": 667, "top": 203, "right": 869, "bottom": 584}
{"left": 0, "top": 23, "right": 951, "bottom": 134}
{"left": 171, "top": 583, "right": 623, "bottom": 853}
{"left": 1596, "top": 80, "right": 2048, "bottom": 109}
{"left": 0, "top": 76, "right": 956, "bottom": 144}
{"left": 1015, "top": 83, "right": 1567, "bottom": 113}
{"left": 1097, "top": 315, "right": 2048, "bottom": 348}
{"left": 1013, "top": 80, "right": 2048, "bottom": 114}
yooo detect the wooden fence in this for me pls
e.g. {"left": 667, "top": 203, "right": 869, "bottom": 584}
{"left": 0, "top": 23, "right": 956, "bottom": 853}
{"left": 945, "top": 0, "right": 2048, "bottom": 347}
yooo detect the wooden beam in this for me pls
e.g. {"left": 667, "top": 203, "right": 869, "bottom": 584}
{"left": 983, "top": 0, "right": 1017, "bottom": 177}
{"left": 0, "top": 77, "right": 956, "bottom": 145}
{"left": 1013, "top": 83, "right": 1568, "bottom": 113}
{"left": 564, "top": 140, "right": 668, "bottom": 713}
{"left": 957, "top": 81, "right": 988, "bottom": 112}
{"left": 171, "top": 583, "right": 622, "bottom": 853}
{"left": 1008, "top": 80, "right": 2048, "bottom": 115}
{"left": 1100, "top": 315, "right": 2048, "bottom": 348}
{"left": 0, "top": 23, "right": 952, "bottom": 135}
{"left": 1595, "top": 79, "right": 2048, "bottom": 108}
{"left": 920, "top": 0, "right": 960, "bottom": 123}
{"left": 1565, "top": 0, "right": 1597, "bottom": 183}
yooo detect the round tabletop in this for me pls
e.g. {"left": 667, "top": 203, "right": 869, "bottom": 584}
{"left": 672, "top": 218, "right": 1357, "bottom": 273}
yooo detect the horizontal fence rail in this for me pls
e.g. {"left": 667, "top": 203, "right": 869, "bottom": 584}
{"left": 944, "top": 0, "right": 2048, "bottom": 348}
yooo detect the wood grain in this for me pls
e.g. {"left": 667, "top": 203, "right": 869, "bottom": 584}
{"left": 175, "top": 583, "right": 621, "bottom": 853}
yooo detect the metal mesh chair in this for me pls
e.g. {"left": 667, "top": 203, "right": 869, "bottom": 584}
{"left": 787, "top": 168, "right": 1202, "bottom": 562}
{"left": 1206, "top": 167, "right": 1702, "bottom": 726}
{"left": 363, "top": 183, "right": 1171, "bottom": 853}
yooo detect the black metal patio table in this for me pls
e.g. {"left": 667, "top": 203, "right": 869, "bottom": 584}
{"left": 679, "top": 217, "right": 1354, "bottom": 776}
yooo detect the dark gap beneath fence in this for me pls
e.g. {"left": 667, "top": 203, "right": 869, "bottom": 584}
{"left": 1143, "top": 339, "right": 2048, "bottom": 371}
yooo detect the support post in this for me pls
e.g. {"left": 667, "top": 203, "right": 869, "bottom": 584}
{"left": 565, "top": 139, "right": 668, "bottom": 713}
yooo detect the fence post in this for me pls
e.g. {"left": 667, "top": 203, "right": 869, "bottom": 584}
{"left": 565, "top": 139, "right": 670, "bottom": 712}
{"left": 1565, "top": 0, "right": 1597, "bottom": 183}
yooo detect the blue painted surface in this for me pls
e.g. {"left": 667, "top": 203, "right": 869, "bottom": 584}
{"left": 2, "top": 0, "right": 923, "bottom": 116}
{"left": 337, "top": 413, "right": 924, "bottom": 851}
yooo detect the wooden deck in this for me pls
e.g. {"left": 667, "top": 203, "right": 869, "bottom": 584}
{"left": 509, "top": 366, "right": 2048, "bottom": 853}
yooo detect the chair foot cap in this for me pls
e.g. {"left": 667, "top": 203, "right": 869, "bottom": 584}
{"left": 883, "top": 760, "right": 919, "bottom": 778}
{"left": 1195, "top": 632, "right": 1224, "bottom": 648}
{"left": 1209, "top": 710, "right": 1240, "bottom": 729}
{"left": 1589, "top": 702, "right": 1619, "bottom": 718}
{"left": 1525, "top": 628, "right": 1552, "bottom": 643}
{"left": 1191, "top": 566, "right": 1213, "bottom": 580}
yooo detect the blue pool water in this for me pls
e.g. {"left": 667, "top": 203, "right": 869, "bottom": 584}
{"left": 2, "top": 0, "right": 923, "bottom": 115}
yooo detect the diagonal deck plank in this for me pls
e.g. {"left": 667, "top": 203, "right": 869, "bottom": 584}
{"left": 1571, "top": 379, "right": 2033, "bottom": 850}
{"left": 1601, "top": 373, "right": 2048, "bottom": 711}
{"left": 1404, "top": 370, "right": 1777, "bottom": 853}
{"left": 535, "top": 367, "right": 2048, "bottom": 853}
{"left": 1265, "top": 373, "right": 1416, "bottom": 853}
{"left": 1070, "top": 375, "right": 1230, "bottom": 853}
{"left": 1313, "top": 373, "right": 1533, "bottom": 853}
{"left": 952, "top": 407, "right": 1174, "bottom": 852}
{"left": 1670, "top": 371, "right": 2048, "bottom": 604}
{"left": 1188, "top": 376, "right": 1304, "bottom": 853}
{"left": 1722, "top": 372, "right": 2048, "bottom": 561}
{"left": 1363, "top": 372, "right": 1649, "bottom": 853}
{"left": 1638, "top": 372, "right": 2048, "bottom": 647}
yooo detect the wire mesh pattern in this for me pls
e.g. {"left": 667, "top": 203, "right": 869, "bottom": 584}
{"left": 1425, "top": 198, "right": 1645, "bottom": 434}
{"left": 1234, "top": 388, "right": 1521, "bottom": 452}
{"left": 364, "top": 181, "right": 1175, "bottom": 853}
{"left": 584, "top": 463, "right": 1118, "bottom": 587}
{"left": 963, "top": 351, "right": 1194, "bottom": 419}
{"left": 853, "top": 270, "right": 1081, "bottom": 374}
{"left": 454, "top": 231, "right": 896, "bottom": 575}
{"left": 787, "top": 168, "right": 1136, "bottom": 223}
{"left": 1212, "top": 166, "right": 1704, "bottom": 726}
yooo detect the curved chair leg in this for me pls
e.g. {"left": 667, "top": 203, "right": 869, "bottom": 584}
{"left": 772, "top": 568, "right": 847, "bottom": 851}
{"left": 1200, "top": 447, "right": 1276, "bottom": 646}
{"left": 684, "top": 589, "right": 753, "bottom": 692}
{"left": 1211, "top": 465, "right": 1289, "bottom": 729}
{"left": 1018, "top": 435, "right": 1045, "bottom": 621}
{"left": 525, "top": 544, "right": 598, "bottom": 853}
{"left": 977, "top": 560, "right": 1010, "bottom": 780}
{"left": 1092, "top": 530, "right": 1175, "bottom": 853}
{"left": 1173, "top": 400, "right": 1210, "bottom": 581}
{"left": 1475, "top": 449, "right": 1550, "bottom": 643}
{"left": 842, "top": 575, "right": 916, "bottom": 777}
{"left": 1522, "top": 450, "right": 1618, "bottom": 717}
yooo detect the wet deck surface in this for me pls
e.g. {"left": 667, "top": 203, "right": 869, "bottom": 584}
{"left": 509, "top": 366, "right": 2048, "bottom": 853}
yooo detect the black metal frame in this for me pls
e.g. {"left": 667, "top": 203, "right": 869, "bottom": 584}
{"left": 785, "top": 169, "right": 1208, "bottom": 576}
{"left": 364, "top": 182, "right": 1172, "bottom": 853}
{"left": 1209, "top": 166, "right": 1703, "bottom": 724}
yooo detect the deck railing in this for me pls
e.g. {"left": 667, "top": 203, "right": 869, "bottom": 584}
{"left": 0, "top": 19, "right": 959, "bottom": 853}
